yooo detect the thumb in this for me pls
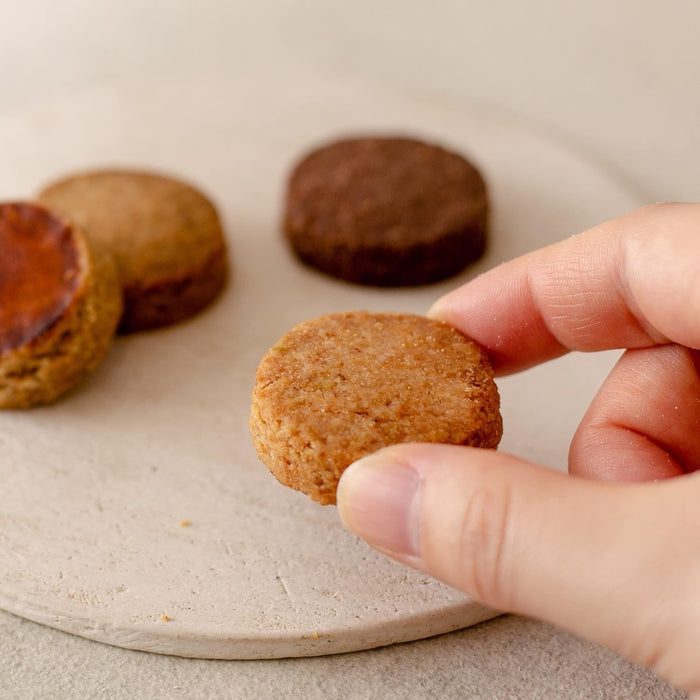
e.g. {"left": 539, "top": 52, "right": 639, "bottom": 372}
{"left": 336, "top": 443, "right": 687, "bottom": 670}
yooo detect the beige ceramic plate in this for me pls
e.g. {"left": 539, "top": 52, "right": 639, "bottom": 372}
{"left": 0, "top": 70, "right": 640, "bottom": 658}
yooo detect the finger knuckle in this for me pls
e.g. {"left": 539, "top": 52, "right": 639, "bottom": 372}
{"left": 456, "top": 477, "right": 513, "bottom": 609}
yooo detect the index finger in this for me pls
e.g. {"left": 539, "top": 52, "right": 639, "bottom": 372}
{"left": 429, "top": 202, "right": 700, "bottom": 375}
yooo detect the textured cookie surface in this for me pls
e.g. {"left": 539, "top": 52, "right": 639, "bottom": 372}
{"left": 38, "top": 170, "right": 228, "bottom": 332}
{"left": 0, "top": 203, "right": 122, "bottom": 408}
{"left": 284, "top": 137, "right": 488, "bottom": 286}
{"left": 250, "top": 311, "right": 502, "bottom": 505}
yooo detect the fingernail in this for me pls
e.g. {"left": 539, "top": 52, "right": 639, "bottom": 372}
{"left": 427, "top": 293, "right": 452, "bottom": 320}
{"left": 337, "top": 453, "right": 421, "bottom": 557}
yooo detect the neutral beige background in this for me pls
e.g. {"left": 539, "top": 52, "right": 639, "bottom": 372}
{"left": 2, "top": 0, "right": 698, "bottom": 202}
{"left": 0, "top": 1, "right": 695, "bottom": 698}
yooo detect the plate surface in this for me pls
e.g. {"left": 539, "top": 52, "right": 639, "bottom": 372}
{"left": 0, "top": 71, "right": 640, "bottom": 658}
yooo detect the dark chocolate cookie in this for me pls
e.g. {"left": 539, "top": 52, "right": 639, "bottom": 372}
{"left": 283, "top": 137, "right": 488, "bottom": 286}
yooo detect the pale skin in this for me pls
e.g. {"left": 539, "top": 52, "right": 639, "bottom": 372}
{"left": 337, "top": 203, "right": 700, "bottom": 696}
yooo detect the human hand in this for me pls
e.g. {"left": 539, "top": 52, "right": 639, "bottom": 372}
{"left": 337, "top": 203, "right": 700, "bottom": 695}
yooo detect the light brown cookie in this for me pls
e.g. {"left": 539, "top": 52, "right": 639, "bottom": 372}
{"left": 0, "top": 203, "right": 122, "bottom": 408}
{"left": 250, "top": 311, "right": 502, "bottom": 505}
{"left": 37, "top": 170, "right": 228, "bottom": 333}
{"left": 283, "top": 136, "right": 488, "bottom": 286}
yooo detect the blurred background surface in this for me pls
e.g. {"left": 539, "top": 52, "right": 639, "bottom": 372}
{"left": 1, "top": 0, "right": 698, "bottom": 201}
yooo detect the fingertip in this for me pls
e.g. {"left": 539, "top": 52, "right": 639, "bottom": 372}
{"left": 337, "top": 451, "right": 422, "bottom": 558}
{"left": 426, "top": 291, "right": 455, "bottom": 322}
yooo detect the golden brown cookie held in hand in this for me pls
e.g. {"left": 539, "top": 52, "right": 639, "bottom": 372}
{"left": 250, "top": 311, "right": 502, "bottom": 505}
{"left": 283, "top": 136, "right": 489, "bottom": 286}
{"left": 0, "top": 203, "right": 122, "bottom": 408}
{"left": 38, "top": 170, "right": 228, "bottom": 333}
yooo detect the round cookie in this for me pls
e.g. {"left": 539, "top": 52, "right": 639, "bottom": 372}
{"left": 250, "top": 311, "right": 502, "bottom": 505}
{"left": 283, "top": 136, "right": 489, "bottom": 286}
{"left": 0, "top": 203, "right": 122, "bottom": 408}
{"left": 37, "top": 170, "right": 228, "bottom": 333}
